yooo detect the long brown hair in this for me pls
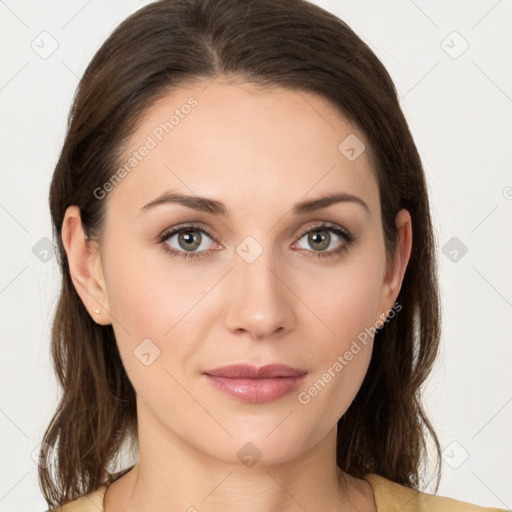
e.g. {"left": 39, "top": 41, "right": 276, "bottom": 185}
{"left": 41, "top": 0, "right": 442, "bottom": 506}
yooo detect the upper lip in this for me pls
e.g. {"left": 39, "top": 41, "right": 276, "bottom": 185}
{"left": 203, "top": 364, "right": 307, "bottom": 379}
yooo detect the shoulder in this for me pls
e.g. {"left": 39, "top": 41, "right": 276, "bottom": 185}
{"left": 45, "top": 465, "right": 135, "bottom": 512}
{"left": 45, "top": 485, "right": 107, "bottom": 512}
{"left": 365, "top": 473, "right": 508, "bottom": 512}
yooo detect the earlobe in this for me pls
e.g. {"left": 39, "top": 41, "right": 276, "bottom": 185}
{"left": 61, "top": 205, "right": 112, "bottom": 325}
{"left": 377, "top": 209, "right": 412, "bottom": 322}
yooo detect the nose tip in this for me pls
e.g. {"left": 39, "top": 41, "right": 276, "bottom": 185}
{"left": 224, "top": 256, "right": 294, "bottom": 340}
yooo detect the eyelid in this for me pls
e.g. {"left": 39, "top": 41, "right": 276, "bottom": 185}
{"left": 296, "top": 221, "right": 352, "bottom": 240}
{"left": 158, "top": 222, "right": 220, "bottom": 244}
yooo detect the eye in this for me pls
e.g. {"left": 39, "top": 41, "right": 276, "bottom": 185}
{"left": 293, "top": 222, "right": 355, "bottom": 258}
{"left": 159, "top": 224, "right": 218, "bottom": 261}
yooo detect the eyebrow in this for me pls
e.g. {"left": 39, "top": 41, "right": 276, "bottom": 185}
{"left": 138, "top": 190, "right": 370, "bottom": 217}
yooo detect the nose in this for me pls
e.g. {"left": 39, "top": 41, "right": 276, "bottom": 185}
{"left": 223, "top": 248, "right": 296, "bottom": 340}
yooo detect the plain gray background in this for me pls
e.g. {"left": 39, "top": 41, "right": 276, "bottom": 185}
{"left": 1, "top": 0, "right": 511, "bottom": 510}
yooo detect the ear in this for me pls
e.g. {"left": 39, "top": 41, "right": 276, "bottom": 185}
{"left": 376, "top": 208, "right": 412, "bottom": 322}
{"left": 61, "top": 205, "right": 112, "bottom": 325}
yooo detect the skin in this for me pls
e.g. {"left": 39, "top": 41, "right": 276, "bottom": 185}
{"left": 62, "top": 79, "right": 412, "bottom": 512}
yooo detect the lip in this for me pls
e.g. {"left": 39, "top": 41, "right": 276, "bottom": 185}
{"left": 203, "top": 364, "right": 308, "bottom": 403}
{"left": 204, "top": 363, "right": 307, "bottom": 379}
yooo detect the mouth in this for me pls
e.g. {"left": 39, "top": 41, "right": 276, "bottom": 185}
{"left": 203, "top": 364, "right": 308, "bottom": 403}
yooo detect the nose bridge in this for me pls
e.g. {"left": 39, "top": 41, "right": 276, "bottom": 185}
{"left": 223, "top": 235, "right": 294, "bottom": 338}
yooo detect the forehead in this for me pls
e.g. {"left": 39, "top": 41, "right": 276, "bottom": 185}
{"left": 107, "top": 79, "right": 379, "bottom": 217}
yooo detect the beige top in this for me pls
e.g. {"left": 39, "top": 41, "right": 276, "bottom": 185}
{"left": 48, "top": 471, "right": 508, "bottom": 511}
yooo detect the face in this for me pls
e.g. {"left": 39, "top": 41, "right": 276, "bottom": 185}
{"left": 71, "top": 79, "right": 409, "bottom": 467}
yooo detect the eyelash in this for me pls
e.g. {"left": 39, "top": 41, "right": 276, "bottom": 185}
{"left": 158, "top": 222, "right": 355, "bottom": 261}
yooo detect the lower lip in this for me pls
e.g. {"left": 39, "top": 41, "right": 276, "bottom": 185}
{"left": 204, "top": 374, "right": 307, "bottom": 403}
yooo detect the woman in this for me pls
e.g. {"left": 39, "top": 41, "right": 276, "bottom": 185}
{"left": 40, "top": 0, "right": 506, "bottom": 510}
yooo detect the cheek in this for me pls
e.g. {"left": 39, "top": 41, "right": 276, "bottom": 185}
{"left": 100, "top": 238, "right": 177, "bottom": 371}
{"left": 297, "top": 302, "right": 375, "bottom": 429}
{"left": 304, "top": 247, "right": 385, "bottom": 346}
{"left": 100, "top": 238, "right": 214, "bottom": 392}
{"left": 295, "top": 247, "right": 384, "bottom": 417}
{"left": 102, "top": 233, "right": 198, "bottom": 336}
{"left": 104, "top": 260, "right": 170, "bottom": 337}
